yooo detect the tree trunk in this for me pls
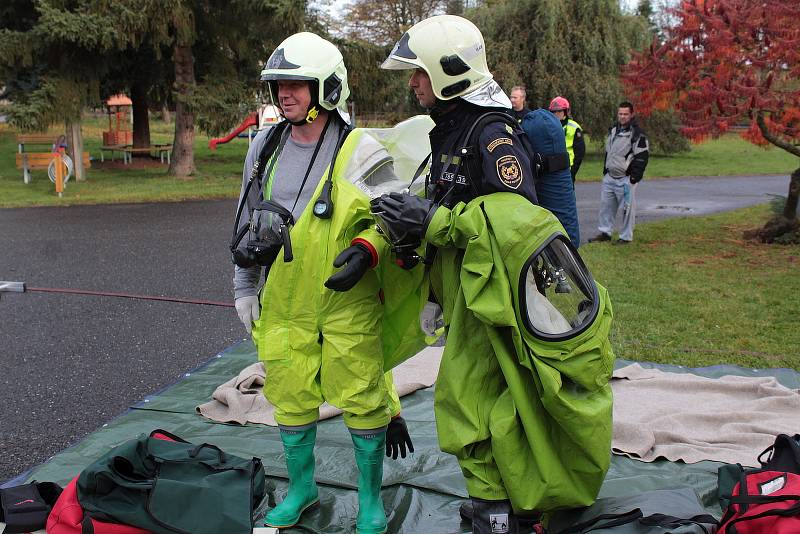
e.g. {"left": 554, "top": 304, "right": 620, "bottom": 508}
{"left": 168, "top": 44, "right": 196, "bottom": 177}
{"left": 66, "top": 120, "right": 86, "bottom": 182}
{"left": 752, "top": 112, "right": 800, "bottom": 242}
{"left": 783, "top": 167, "right": 799, "bottom": 220}
{"left": 131, "top": 80, "right": 151, "bottom": 151}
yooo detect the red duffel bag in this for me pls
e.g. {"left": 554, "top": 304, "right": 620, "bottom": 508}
{"left": 718, "top": 469, "right": 800, "bottom": 533}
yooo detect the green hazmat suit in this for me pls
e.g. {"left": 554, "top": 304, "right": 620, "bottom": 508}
{"left": 423, "top": 192, "right": 614, "bottom": 512}
{"left": 252, "top": 123, "right": 429, "bottom": 431}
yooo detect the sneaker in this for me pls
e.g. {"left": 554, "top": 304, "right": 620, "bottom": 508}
{"left": 587, "top": 232, "right": 611, "bottom": 243}
{"left": 613, "top": 239, "right": 632, "bottom": 245}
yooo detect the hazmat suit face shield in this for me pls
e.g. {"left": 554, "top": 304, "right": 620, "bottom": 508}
{"left": 344, "top": 115, "right": 434, "bottom": 268}
{"left": 520, "top": 234, "right": 599, "bottom": 340}
{"left": 231, "top": 200, "right": 294, "bottom": 269}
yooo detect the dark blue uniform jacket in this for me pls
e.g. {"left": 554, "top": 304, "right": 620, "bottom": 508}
{"left": 521, "top": 109, "right": 580, "bottom": 245}
{"left": 427, "top": 100, "right": 538, "bottom": 209}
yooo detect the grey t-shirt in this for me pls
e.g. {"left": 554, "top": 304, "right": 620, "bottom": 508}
{"left": 270, "top": 122, "right": 341, "bottom": 221}
{"left": 233, "top": 121, "right": 342, "bottom": 299}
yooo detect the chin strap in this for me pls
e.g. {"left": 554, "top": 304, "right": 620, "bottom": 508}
{"left": 287, "top": 104, "right": 320, "bottom": 126}
{"left": 305, "top": 105, "right": 320, "bottom": 123}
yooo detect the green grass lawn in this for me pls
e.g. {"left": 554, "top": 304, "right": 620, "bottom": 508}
{"left": 0, "top": 117, "right": 248, "bottom": 207}
{"left": 582, "top": 204, "right": 800, "bottom": 371}
{"left": 1, "top": 116, "right": 799, "bottom": 207}
{"left": 578, "top": 134, "right": 799, "bottom": 180}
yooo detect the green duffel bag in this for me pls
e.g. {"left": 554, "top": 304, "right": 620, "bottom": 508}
{"left": 547, "top": 487, "right": 719, "bottom": 534}
{"left": 77, "top": 429, "right": 266, "bottom": 534}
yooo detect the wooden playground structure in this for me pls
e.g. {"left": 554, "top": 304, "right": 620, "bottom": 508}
{"left": 100, "top": 94, "right": 172, "bottom": 165}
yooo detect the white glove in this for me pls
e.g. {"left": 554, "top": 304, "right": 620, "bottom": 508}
{"left": 420, "top": 301, "right": 444, "bottom": 337}
{"left": 235, "top": 295, "right": 260, "bottom": 334}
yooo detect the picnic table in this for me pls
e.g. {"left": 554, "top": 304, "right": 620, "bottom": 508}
{"left": 100, "top": 144, "right": 173, "bottom": 165}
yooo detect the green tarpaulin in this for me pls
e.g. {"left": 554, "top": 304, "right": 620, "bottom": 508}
{"left": 10, "top": 341, "right": 800, "bottom": 533}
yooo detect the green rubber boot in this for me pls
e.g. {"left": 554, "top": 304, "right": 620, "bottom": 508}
{"left": 264, "top": 426, "right": 319, "bottom": 528}
{"left": 351, "top": 431, "right": 388, "bottom": 534}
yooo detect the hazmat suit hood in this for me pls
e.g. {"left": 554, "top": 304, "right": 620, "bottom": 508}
{"left": 423, "top": 192, "right": 614, "bottom": 510}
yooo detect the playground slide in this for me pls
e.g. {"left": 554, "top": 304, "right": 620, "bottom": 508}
{"left": 209, "top": 112, "right": 258, "bottom": 150}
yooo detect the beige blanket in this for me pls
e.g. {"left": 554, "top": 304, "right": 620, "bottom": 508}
{"left": 197, "top": 347, "right": 443, "bottom": 426}
{"left": 612, "top": 363, "right": 800, "bottom": 467}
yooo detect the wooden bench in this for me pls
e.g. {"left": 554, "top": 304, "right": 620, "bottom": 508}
{"left": 101, "top": 144, "right": 172, "bottom": 164}
{"left": 15, "top": 152, "right": 91, "bottom": 184}
{"left": 17, "top": 134, "right": 57, "bottom": 154}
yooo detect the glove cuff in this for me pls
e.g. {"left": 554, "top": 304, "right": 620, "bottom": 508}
{"left": 351, "top": 238, "right": 379, "bottom": 268}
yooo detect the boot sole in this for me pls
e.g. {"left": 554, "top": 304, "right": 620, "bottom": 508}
{"left": 263, "top": 498, "right": 320, "bottom": 528}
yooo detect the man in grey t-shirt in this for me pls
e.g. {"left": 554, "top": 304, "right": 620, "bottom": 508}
{"left": 230, "top": 32, "right": 413, "bottom": 533}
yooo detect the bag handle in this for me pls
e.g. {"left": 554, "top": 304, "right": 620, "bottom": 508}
{"left": 553, "top": 507, "right": 643, "bottom": 534}
{"left": 189, "top": 443, "right": 227, "bottom": 464}
{"left": 758, "top": 434, "right": 800, "bottom": 470}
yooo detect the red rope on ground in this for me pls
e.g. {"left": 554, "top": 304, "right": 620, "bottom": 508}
{"left": 26, "top": 286, "right": 234, "bottom": 308}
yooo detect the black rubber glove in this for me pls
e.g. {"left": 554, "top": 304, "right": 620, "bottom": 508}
{"left": 386, "top": 416, "right": 414, "bottom": 459}
{"left": 324, "top": 244, "right": 372, "bottom": 292}
{"left": 370, "top": 192, "right": 437, "bottom": 243}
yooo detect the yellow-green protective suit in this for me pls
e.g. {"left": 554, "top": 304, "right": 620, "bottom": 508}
{"left": 252, "top": 127, "right": 427, "bottom": 431}
{"left": 423, "top": 192, "right": 614, "bottom": 512}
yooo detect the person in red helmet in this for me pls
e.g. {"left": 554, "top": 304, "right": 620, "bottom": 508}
{"left": 549, "top": 96, "right": 585, "bottom": 182}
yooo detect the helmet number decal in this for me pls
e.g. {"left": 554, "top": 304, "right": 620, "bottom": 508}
{"left": 496, "top": 155, "right": 523, "bottom": 189}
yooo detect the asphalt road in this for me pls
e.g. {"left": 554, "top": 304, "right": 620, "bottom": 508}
{"left": 0, "top": 173, "right": 791, "bottom": 484}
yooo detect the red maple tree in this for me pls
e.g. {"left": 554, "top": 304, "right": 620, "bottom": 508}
{"left": 622, "top": 0, "right": 800, "bottom": 241}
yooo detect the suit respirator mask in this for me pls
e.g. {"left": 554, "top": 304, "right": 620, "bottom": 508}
{"left": 231, "top": 200, "right": 294, "bottom": 268}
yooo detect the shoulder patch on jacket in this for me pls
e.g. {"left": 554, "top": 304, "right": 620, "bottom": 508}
{"left": 496, "top": 155, "right": 523, "bottom": 189}
{"left": 487, "top": 137, "right": 513, "bottom": 153}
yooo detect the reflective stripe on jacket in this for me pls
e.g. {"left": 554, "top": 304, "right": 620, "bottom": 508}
{"left": 563, "top": 119, "right": 581, "bottom": 166}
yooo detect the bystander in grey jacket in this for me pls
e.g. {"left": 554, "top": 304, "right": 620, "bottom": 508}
{"left": 594, "top": 120, "right": 649, "bottom": 242}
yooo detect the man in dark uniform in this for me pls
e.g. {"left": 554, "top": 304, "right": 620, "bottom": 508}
{"left": 376, "top": 15, "right": 542, "bottom": 534}
{"left": 381, "top": 19, "right": 537, "bottom": 211}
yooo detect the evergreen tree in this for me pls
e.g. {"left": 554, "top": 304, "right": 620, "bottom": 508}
{"left": 121, "top": 0, "right": 306, "bottom": 177}
{"left": 467, "top": 0, "right": 648, "bottom": 141}
{"left": 1, "top": 0, "right": 305, "bottom": 179}
{"left": 0, "top": 0, "right": 132, "bottom": 181}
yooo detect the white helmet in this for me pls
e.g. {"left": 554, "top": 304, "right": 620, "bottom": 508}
{"left": 381, "top": 15, "right": 493, "bottom": 101}
{"left": 261, "top": 32, "right": 350, "bottom": 123}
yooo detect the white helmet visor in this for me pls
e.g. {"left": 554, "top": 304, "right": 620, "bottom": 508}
{"left": 380, "top": 33, "right": 420, "bottom": 70}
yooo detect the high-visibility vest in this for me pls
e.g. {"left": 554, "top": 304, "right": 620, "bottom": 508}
{"left": 563, "top": 119, "right": 581, "bottom": 166}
